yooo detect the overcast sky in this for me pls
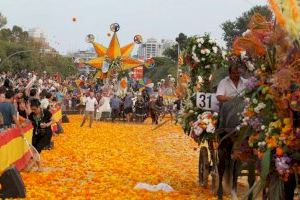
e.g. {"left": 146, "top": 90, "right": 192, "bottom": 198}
{"left": 1, "top": 0, "right": 266, "bottom": 54}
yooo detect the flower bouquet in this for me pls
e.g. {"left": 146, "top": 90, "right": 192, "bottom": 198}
{"left": 234, "top": 9, "right": 300, "bottom": 198}
{"left": 190, "top": 111, "right": 219, "bottom": 142}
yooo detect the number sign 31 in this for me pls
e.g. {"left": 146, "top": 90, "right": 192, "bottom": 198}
{"left": 196, "top": 93, "right": 219, "bottom": 111}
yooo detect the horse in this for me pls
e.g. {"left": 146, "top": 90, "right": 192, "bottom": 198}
{"left": 134, "top": 97, "right": 147, "bottom": 123}
{"left": 216, "top": 97, "right": 256, "bottom": 200}
{"left": 149, "top": 96, "right": 164, "bottom": 124}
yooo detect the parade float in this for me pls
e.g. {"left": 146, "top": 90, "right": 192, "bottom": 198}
{"left": 85, "top": 23, "right": 153, "bottom": 86}
{"left": 83, "top": 23, "right": 154, "bottom": 119}
{"left": 177, "top": 33, "right": 228, "bottom": 192}
{"left": 231, "top": 1, "right": 300, "bottom": 198}
{"left": 176, "top": 1, "right": 300, "bottom": 198}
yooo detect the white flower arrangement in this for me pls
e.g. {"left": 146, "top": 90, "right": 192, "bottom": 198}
{"left": 208, "top": 39, "right": 215, "bottom": 44}
{"left": 222, "top": 51, "right": 227, "bottom": 59}
{"left": 252, "top": 98, "right": 258, "bottom": 104}
{"left": 198, "top": 38, "right": 205, "bottom": 44}
{"left": 241, "top": 51, "right": 247, "bottom": 59}
{"left": 192, "top": 52, "right": 200, "bottom": 63}
{"left": 191, "top": 111, "right": 218, "bottom": 137}
{"left": 244, "top": 98, "right": 251, "bottom": 104}
{"left": 254, "top": 102, "right": 266, "bottom": 113}
{"left": 212, "top": 46, "right": 218, "bottom": 54}
{"left": 246, "top": 61, "right": 255, "bottom": 71}
{"left": 206, "top": 123, "right": 215, "bottom": 133}
{"left": 197, "top": 76, "right": 204, "bottom": 84}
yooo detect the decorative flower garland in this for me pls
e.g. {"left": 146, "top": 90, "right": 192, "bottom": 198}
{"left": 179, "top": 34, "right": 227, "bottom": 142}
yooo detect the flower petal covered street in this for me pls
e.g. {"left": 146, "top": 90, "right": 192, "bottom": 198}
{"left": 21, "top": 116, "right": 222, "bottom": 199}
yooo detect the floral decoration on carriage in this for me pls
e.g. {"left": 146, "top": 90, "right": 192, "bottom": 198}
{"left": 232, "top": 5, "right": 300, "bottom": 197}
{"left": 178, "top": 33, "right": 228, "bottom": 142}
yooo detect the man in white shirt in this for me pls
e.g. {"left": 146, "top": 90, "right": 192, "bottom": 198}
{"left": 80, "top": 92, "right": 98, "bottom": 128}
{"left": 216, "top": 66, "right": 247, "bottom": 103}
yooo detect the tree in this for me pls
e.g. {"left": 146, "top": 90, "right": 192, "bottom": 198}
{"left": 176, "top": 33, "right": 188, "bottom": 51}
{"left": 144, "top": 57, "right": 177, "bottom": 82}
{"left": 0, "top": 16, "right": 77, "bottom": 76}
{"left": 11, "top": 26, "right": 29, "bottom": 43}
{"left": 0, "top": 13, "right": 7, "bottom": 29}
{"left": 221, "top": 5, "right": 273, "bottom": 49}
{"left": 163, "top": 33, "right": 189, "bottom": 61}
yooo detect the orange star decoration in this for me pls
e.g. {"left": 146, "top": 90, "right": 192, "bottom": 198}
{"left": 85, "top": 23, "right": 148, "bottom": 79}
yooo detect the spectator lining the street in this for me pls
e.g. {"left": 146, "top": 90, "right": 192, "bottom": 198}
{"left": 28, "top": 99, "right": 54, "bottom": 152}
{"left": 110, "top": 94, "right": 122, "bottom": 122}
{"left": 0, "top": 90, "right": 21, "bottom": 129}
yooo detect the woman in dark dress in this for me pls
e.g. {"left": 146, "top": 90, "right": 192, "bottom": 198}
{"left": 28, "top": 99, "right": 54, "bottom": 153}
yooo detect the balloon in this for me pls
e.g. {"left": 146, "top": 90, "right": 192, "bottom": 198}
{"left": 134, "top": 35, "right": 143, "bottom": 44}
{"left": 110, "top": 23, "right": 120, "bottom": 32}
{"left": 86, "top": 34, "right": 95, "bottom": 43}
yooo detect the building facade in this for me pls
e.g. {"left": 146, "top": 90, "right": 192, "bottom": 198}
{"left": 137, "top": 38, "right": 175, "bottom": 60}
{"left": 28, "top": 28, "right": 57, "bottom": 55}
{"left": 70, "top": 49, "right": 97, "bottom": 74}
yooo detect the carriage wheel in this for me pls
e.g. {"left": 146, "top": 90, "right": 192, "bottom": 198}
{"left": 199, "top": 147, "right": 209, "bottom": 188}
{"left": 210, "top": 150, "right": 219, "bottom": 194}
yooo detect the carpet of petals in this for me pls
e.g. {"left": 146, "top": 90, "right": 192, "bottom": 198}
{"left": 21, "top": 115, "right": 229, "bottom": 199}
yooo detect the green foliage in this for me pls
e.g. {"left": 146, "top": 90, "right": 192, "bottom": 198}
{"left": 221, "top": 5, "right": 273, "bottom": 49}
{"left": 0, "top": 13, "right": 7, "bottom": 29}
{"left": 261, "top": 148, "right": 271, "bottom": 181}
{"left": 163, "top": 33, "right": 189, "bottom": 61}
{"left": 144, "top": 57, "right": 178, "bottom": 82}
{"left": 0, "top": 14, "right": 77, "bottom": 76}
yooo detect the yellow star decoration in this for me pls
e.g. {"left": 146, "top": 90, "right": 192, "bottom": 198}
{"left": 86, "top": 32, "right": 144, "bottom": 72}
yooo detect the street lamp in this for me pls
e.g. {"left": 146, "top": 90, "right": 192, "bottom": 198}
{"left": 176, "top": 42, "right": 180, "bottom": 86}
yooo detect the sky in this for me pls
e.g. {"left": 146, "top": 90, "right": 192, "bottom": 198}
{"left": 1, "top": 0, "right": 267, "bottom": 55}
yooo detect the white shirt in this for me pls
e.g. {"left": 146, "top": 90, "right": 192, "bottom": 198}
{"left": 85, "top": 97, "right": 98, "bottom": 112}
{"left": 216, "top": 76, "right": 248, "bottom": 98}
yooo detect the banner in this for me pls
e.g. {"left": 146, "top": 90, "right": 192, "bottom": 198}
{"left": 51, "top": 107, "right": 63, "bottom": 132}
{"left": 0, "top": 124, "right": 33, "bottom": 174}
{"left": 51, "top": 107, "right": 62, "bottom": 123}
